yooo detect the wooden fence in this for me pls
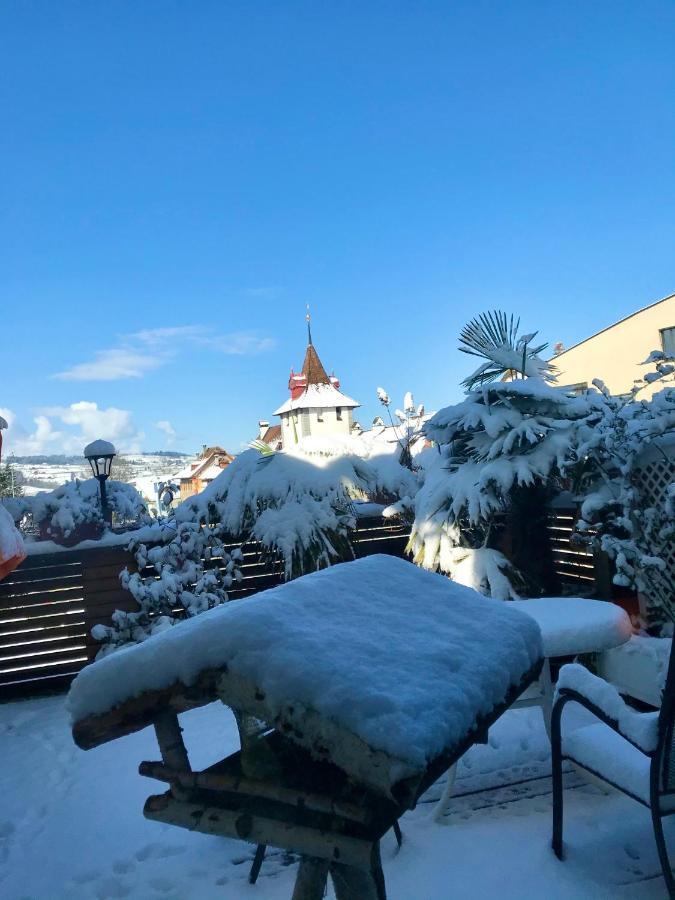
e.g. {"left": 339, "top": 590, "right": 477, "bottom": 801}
{"left": 1, "top": 509, "right": 608, "bottom": 702}
{"left": 0, "top": 517, "right": 410, "bottom": 701}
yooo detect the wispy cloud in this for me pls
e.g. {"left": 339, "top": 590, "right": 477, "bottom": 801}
{"left": 53, "top": 348, "right": 166, "bottom": 381}
{"left": 51, "top": 325, "right": 275, "bottom": 382}
{"left": 155, "top": 419, "right": 177, "bottom": 445}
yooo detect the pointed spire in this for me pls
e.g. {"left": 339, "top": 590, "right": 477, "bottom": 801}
{"left": 299, "top": 307, "right": 330, "bottom": 385}
{"left": 306, "top": 304, "right": 313, "bottom": 346}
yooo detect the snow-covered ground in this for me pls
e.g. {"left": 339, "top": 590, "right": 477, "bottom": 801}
{"left": 1, "top": 695, "right": 670, "bottom": 898}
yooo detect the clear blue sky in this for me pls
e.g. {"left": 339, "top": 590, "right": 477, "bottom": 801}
{"left": 2, "top": 1, "right": 674, "bottom": 455}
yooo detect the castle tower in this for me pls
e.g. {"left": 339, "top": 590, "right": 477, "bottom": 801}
{"left": 274, "top": 311, "right": 360, "bottom": 447}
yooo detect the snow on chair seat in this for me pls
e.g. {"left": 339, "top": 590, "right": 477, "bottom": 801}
{"left": 510, "top": 597, "right": 632, "bottom": 658}
{"left": 562, "top": 723, "right": 657, "bottom": 806}
{"left": 68, "top": 555, "right": 543, "bottom": 900}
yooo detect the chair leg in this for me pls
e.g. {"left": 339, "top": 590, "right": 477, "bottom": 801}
{"left": 539, "top": 659, "right": 554, "bottom": 742}
{"left": 392, "top": 819, "right": 403, "bottom": 848}
{"left": 652, "top": 810, "right": 675, "bottom": 898}
{"left": 432, "top": 762, "right": 458, "bottom": 822}
{"left": 551, "top": 698, "right": 565, "bottom": 859}
{"left": 249, "top": 844, "right": 266, "bottom": 884}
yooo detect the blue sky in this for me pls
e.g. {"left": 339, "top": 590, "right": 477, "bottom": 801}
{"left": 2, "top": 1, "right": 674, "bottom": 455}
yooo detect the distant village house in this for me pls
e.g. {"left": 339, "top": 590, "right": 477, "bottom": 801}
{"left": 177, "top": 446, "right": 234, "bottom": 501}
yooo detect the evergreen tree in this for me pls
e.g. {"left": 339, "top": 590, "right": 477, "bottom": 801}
{"left": 0, "top": 462, "right": 24, "bottom": 498}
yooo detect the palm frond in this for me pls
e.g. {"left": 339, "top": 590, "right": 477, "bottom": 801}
{"left": 458, "top": 309, "right": 554, "bottom": 389}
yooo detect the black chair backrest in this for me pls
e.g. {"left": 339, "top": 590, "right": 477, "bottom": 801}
{"left": 657, "top": 637, "right": 675, "bottom": 794}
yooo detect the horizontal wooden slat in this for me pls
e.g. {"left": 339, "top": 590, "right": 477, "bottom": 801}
{"left": 0, "top": 625, "right": 88, "bottom": 649}
{"left": 0, "top": 563, "right": 83, "bottom": 587}
{"left": 0, "top": 652, "right": 89, "bottom": 680}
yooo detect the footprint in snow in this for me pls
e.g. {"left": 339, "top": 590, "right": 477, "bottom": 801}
{"left": 624, "top": 845, "right": 640, "bottom": 860}
{"left": 112, "top": 859, "right": 136, "bottom": 875}
{"left": 148, "top": 875, "right": 178, "bottom": 893}
{"left": 94, "top": 876, "right": 131, "bottom": 899}
{"left": 71, "top": 869, "right": 100, "bottom": 885}
{"left": 135, "top": 842, "right": 186, "bottom": 862}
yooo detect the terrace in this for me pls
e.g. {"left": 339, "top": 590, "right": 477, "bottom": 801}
{"left": 2, "top": 684, "right": 669, "bottom": 898}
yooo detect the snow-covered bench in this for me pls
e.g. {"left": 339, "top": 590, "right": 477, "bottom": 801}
{"left": 69, "top": 555, "right": 543, "bottom": 900}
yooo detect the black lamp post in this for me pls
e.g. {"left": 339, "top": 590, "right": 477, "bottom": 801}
{"left": 84, "top": 439, "right": 116, "bottom": 525}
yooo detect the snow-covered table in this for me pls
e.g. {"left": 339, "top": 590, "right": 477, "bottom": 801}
{"left": 433, "top": 596, "right": 632, "bottom": 821}
{"left": 69, "top": 555, "right": 543, "bottom": 900}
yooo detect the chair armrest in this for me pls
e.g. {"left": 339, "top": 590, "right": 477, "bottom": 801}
{"left": 555, "top": 663, "right": 659, "bottom": 754}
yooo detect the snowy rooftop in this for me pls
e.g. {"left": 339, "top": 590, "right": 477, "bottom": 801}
{"left": 273, "top": 382, "right": 361, "bottom": 415}
{"left": 69, "top": 555, "right": 542, "bottom": 785}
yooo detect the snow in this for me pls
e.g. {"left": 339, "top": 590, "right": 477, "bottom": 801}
{"left": 556, "top": 663, "right": 659, "bottom": 752}
{"left": 2, "top": 693, "right": 670, "bottom": 898}
{"left": 510, "top": 598, "right": 633, "bottom": 657}
{"left": 0, "top": 503, "right": 25, "bottom": 562}
{"left": 598, "top": 635, "right": 671, "bottom": 707}
{"left": 83, "top": 438, "right": 117, "bottom": 457}
{"left": 177, "top": 445, "right": 417, "bottom": 579}
{"left": 68, "top": 555, "right": 542, "bottom": 775}
{"left": 273, "top": 383, "right": 360, "bottom": 415}
{"left": 562, "top": 723, "right": 652, "bottom": 804}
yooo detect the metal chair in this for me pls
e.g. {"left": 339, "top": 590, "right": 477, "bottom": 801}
{"left": 552, "top": 644, "right": 675, "bottom": 897}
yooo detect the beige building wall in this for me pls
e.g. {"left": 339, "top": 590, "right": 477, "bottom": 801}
{"left": 554, "top": 293, "right": 675, "bottom": 399}
{"left": 280, "top": 408, "right": 354, "bottom": 446}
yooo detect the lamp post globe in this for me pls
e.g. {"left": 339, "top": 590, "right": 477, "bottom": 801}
{"left": 83, "top": 439, "right": 116, "bottom": 525}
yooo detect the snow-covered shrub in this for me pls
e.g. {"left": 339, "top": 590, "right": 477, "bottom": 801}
{"left": 179, "top": 443, "right": 418, "bottom": 580}
{"left": 92, "top": 521, "right": 243, "bottom": 656}
{"left": 3, "top": 478, "right": 151, "bottom": 545}
{"left": 574, "top": 377, "right": 675, "bottom": 633}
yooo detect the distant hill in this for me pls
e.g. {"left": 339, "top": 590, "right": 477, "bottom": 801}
{"left": 12, "top": 452, "right": 191, "bottom": 464}
{"left": 140, "top": 451, "right": 191, "bottom": 457}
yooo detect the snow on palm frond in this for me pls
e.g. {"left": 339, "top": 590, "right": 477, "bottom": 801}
{"left": 459, "top": 310, "right": 556, "bottom": 388}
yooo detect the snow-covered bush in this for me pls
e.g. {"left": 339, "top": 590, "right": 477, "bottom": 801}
{"left": 92, "top": 520, "right": 243, "bottom": 656}
{"left": 93, "top": 438, "right": 418, "bottom": 656}
{"left": 2, "top": 478, "right": 151, "bottom": 545}
{"left": 178, "top": 444, "right": 418, "bottom": 580}
{"left": 574, "top": 377, "right": 675, "bottom": 633}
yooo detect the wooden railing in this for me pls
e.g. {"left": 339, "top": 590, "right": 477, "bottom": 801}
{"left": 0, "top": 516, "right": 411, "bottom": 701}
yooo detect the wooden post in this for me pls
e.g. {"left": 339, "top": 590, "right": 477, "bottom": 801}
{"left": 330, "top": 863, "right": 382, "bottom": 900}
{"left": 291, "top": 857, "right": 330, "bottom": 900}
{"left": 153, "top": 711, "right": 190, "bottom": 771}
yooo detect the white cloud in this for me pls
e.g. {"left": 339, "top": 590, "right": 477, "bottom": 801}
{"left": 155, "top": 419, "right": 176, "bottom": 445}
{"left": 51, "top": 325, "right": 275, "bottom": 381}
{"left": 1, "top": 403, "right": 144, "bottom": 456}
{"left": 53, "top": 348, "right": 165, "bottom": 381}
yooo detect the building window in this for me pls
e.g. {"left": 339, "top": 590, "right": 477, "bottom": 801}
{"left": 317, "top": 409, "right": 323, "bottom": 422}
{"left": 660, "top": 326, "right": 675, "bottom": 358}
{"left": 336, "top": 407, "right": 342, "bottom": 421}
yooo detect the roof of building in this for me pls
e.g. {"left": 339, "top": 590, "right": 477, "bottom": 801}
{"left": 178, "top": 449, "right": 233, "bottom": 482}
{"left": 199, "top": 461, "right": 228, "bottom": 482}
{"left": 301, "top": 343, "right": 330, "bottom": 385}
{"left": 260, "top": 424, "right": 282, "bottom": 444}
{"left": 553, "top": 291, "right": 675, "bottom": 360}
{"left": 274, "top": 382, "right": 361, "bottom": 415}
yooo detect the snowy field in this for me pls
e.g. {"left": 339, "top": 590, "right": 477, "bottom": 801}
{"left": 1, "top": 695, "right": 671, "bottom": 899}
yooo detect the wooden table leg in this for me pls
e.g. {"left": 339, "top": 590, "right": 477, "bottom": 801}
{"left": 432, "top": 761, "right": 458, "bottom": 822}
{"left": 292, "top": 856, "right": 330, "bottom": 900}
